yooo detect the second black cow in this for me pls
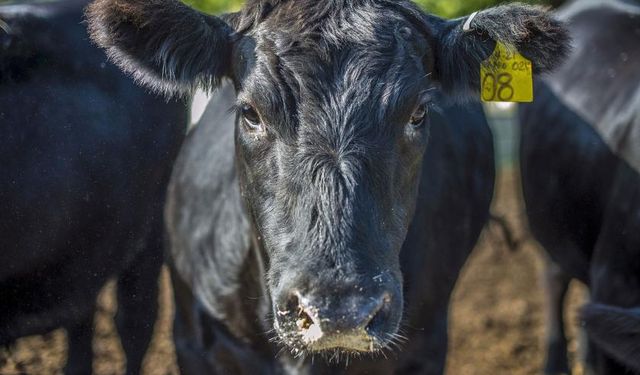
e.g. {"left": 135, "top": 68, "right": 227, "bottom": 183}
{"left": 520, "top": 0, "right": 640, "bottom": 374}
{"left": 0, "top": 0, "right": 188, "bottom": 373}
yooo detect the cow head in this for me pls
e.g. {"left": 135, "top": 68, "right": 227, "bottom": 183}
{"left": 88, "top": 0, "right": 568, "bottom": 356}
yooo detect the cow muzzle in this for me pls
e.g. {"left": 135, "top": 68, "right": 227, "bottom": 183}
{"left": 273, "top": 288, "right": 397, "bottom": 353}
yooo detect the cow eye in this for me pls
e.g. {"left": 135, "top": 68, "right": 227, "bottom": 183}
{"left": 241, "top": 104, "right": 262, "bottom": 130}
{"left": 409, "top": 103, "right": 428, "bottom": 127}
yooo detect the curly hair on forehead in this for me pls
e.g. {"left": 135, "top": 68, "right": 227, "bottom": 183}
{"left": 229, "top": 0, "right": 426, "bottom": 36}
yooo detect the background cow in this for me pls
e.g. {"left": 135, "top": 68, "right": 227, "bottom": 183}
{"left": 86, "top": 0, "right": 569, "bottom": 373}
{"left": 0, "top": 0, "right": 188, "bottom": 373}
{"left": 519, "top": 0, "right": 640, "bottom": 373}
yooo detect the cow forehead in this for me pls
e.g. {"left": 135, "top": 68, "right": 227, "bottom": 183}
{"left": 246, "top": 0, "right": 425, "bottom": 52}
{"left": 253, "top": 35, "right": 413, "bottom": 91}
{"left": 235, "top": 0, "right": 431, "bottom": 91}
{"left": 244, "top": 40, "right": 427, "bottom": 136}
{"left": 247, "top": 21, "right": 426, "bottom": 107}
{"left": 254, "top": 0, "right": 414, "bottom": 33}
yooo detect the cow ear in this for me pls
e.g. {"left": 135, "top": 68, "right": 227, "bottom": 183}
{"left": 86, "top": 0, "right": 234, "bottom": 97}
{"left": 429, "top": 4, "right": 570, "bottom": 100}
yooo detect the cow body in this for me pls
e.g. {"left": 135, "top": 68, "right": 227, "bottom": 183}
{"left": 520, "top": 1, "right": 640, "bottom": 373}
{"left": 166, "top": 84, "right": 495, "bottom": 374}
{"left": 0, "top": 1, "right": 188, "bottom": 373}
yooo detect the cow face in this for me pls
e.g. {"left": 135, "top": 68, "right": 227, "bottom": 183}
{"left": 88, "top": 0, "right": 569, "bottom": 356}
{"left": 231, "top": 3, "right": 437, "bottom": 355}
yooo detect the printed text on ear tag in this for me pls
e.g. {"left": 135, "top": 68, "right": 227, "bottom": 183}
{"left": 480, "top": 42, "right": 533, "bottom": 102}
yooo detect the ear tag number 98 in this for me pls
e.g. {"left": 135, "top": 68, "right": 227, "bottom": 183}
{"left": 480, "top": 42, "right": 533, "bottom": 102}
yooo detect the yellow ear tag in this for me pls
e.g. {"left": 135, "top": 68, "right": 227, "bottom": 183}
{"left": 480, "top": 42, "right": 533, "bottom": 102}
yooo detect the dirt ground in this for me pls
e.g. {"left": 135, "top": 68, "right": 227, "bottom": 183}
{"left": 0, "top": 169, "right": 587, "bottom": 375}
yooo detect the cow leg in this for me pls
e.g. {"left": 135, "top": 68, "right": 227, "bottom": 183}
{"left": 173, "top": 314, "right": 216, "bottom": 375}
{"left": 541, "top": 258, "right": 571, "bottom": 375}
{"left": 115, "top": 231, "right": 163, "bottom": 375}
{"left": 586, "top": 182, "right": 640, "bottom": 375}
{"left": 64, "top": 313, "right": 94, "bottom": 375}
{"left": 171, "top": 266, "right": 221, "bottom": 374}
{"left": 585, "top": 285, "right": 639, "bottom": 375}
{"left": 585, "top": 337, "right": 629, "bottom": 375}
{"left": 171, "top": 268, "right": 271, "bottom": 375}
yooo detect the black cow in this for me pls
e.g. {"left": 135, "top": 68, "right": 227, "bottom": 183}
{"left": 519, "top": 0, "right": 640, "bottom": 374}
{"left": 0, "top": 0, "right": 188, "bottom": 373}
{"left": 87, "top": 0, "right": 569, "bottom": 373}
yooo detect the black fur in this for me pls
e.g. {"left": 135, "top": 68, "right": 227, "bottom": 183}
{"left": 519, "top": 1, "right": 640, "bottom": 374}
{"left": 87, "top": 0, "right": 234, "bottom": 96}
{"left": 0, "top": 1, "right": 188, "bottom": 373}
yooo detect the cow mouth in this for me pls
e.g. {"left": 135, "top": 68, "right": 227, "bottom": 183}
{"left": 272, "top": 328, "right": 390, "bottom": 360}
{"left": 270, "top": 275, "right": 405, "bottom": 359}
{"left": 272, "top": 306, "right": 397, "bottom": 358}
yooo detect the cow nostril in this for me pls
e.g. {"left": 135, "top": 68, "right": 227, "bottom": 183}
{"left": 282, "top": 293, "right": 323, "bottom": 342}
{"left": 296, "top": 306, "right": 314, "bottom": 331}
{"left": 283, "top": 292, "right": 300, "bottom": 314}
{"left": 364, "top": 293, "right": 391, "bottom": 334}
{"left": 281, "top": 292, "right": 318, "bottom": 332}
{"left": 365, "top": 307, "right": 384, "bottom": 334}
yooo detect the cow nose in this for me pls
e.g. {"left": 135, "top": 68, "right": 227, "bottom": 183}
{"left": 276, "top": 290, "right": 393, "bottom": 352}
